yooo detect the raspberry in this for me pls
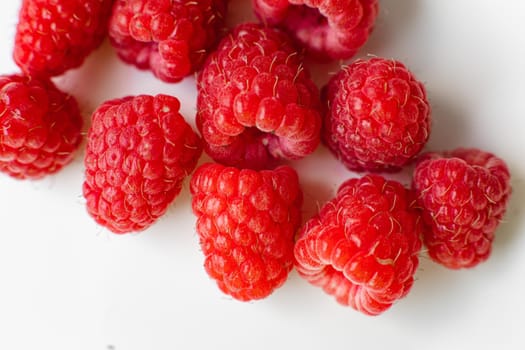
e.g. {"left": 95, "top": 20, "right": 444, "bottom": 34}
{"left": 196, "top": 23, "right": 322, "bottom": 169}
{"left": 190, "top": 163, "right": 303, "bottom": 301}
{"left": 109, "top": 0, "right": 228, "bottom": 83}
{"left": 412, "top": 148, "right": 511, "bottom": 269}
{"left": 323, "top": 58, "right": 431, "bottom": 172}
{"left": 14, "top": 0, "right": 113, "bottom": 77}
{"left": 83, "top": 94, "right": 202, "bottom": 234}
{"left": 294, "top": 175, "right": 422, "bottom": 315}
{"left": 253, "top": 0, "right": 379, "bottom": 61}
{"left": 0, "top": 74, "right": 83, "bottom": 180}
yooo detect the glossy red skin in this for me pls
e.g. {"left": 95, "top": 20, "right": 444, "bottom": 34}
{"left": 413, "top": 148, "right": 511, "bottom": 269}
{"left": 83, "top": 94, "right": 202, "bottom": 233}
{"left": 14, "top": 0, "right": 113, "bottom": 77}
{"left": 190, "top": 162, "right": 303, "bottom": 301}
{"left": 197, "top": 23, "right": 322, "bottom": 170}
{"left": 109, "top": 0, "right": 228, "bottom": 82}
{"left": 294, "top": 174, "right": 422, "bottom": 315}
{"left": 253, "top": 0, "right": 379, "bottom": 61}
{"left": 0, "top": 74, "right": 82, "bottom": 179}
{"left": 323, "top": 58, "right": 431, "bottom": 172}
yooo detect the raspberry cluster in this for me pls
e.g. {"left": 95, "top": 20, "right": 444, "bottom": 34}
{"left": 83, "top": 95, "right": 202, "bottom": 233}
{"left": 190, "top": 163, "right": 302, "bottom": 300}
{"left": 14, "top": 0, "right": 113, "bottom": 77}
{"left": 1, "top": 0, "right": 513, "bottom": 316}
{"left": 412, "top": 149, "right": 511, "bottom": 269}
{"left": 196, "top": 23, "right": 322, "bottom": 169}
{"left": 0, "top": 74, "right": 83, "bottom": 179}
{"left": 109, "top": 0, "right": 229, "bottom": 82}
{"left": 294, "top": 175, "right": 422, "bottom": 315}
{"left": 253, "top": 0, "right": 379, "bottom": 61}
{"left": 322, "top": 58, "right": 431, "bottom": 172}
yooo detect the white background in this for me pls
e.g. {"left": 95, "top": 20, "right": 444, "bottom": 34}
{"left": 1, "top": 1, "right": 525, "bottom": 349}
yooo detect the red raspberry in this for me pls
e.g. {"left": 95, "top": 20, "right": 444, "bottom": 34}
{"left": 190, "top": 163, "right": 303, "bottom": 301}
{"left": 14, "top": 0, "right": 113, "bottom": 77}
{"left": 197, "top": 23, "right": 322, "bottom": 169}
{"left": 109, "top": 0, "right": 228, "bottom": 83}
{"left": 0, "top": 74, "right": 83, "bottom": 180}
{"left": 252, "top": 0, "right": 379, "bottom": 61}
{"left": 294, "top": 175, "right": 422, "bottom": 315}
{"left": 413, "top": 148, "right": 511, "bottom": 269}
{"left": 323, "top": 58, "right": 431, "bottom": 172}
{"left": 83, "top": 94, "right": 202, "bottom": 234}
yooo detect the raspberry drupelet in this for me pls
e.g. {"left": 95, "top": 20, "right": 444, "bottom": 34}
{"left": 323, "top": 58, "right": 431, "bottom": 172}
{"left": 294, "top": 174, "right": 422, "bottom": 315}
{"left": 0, "top": 74, "right": 83, "bottom": 180}
{"left": 190, "top": 163, "right": 303, "bottom": 301}
{"left": 413, "top": 148, "right": 511, "bottom": 269}
{"left": 14, "top": 0, "right": 113, "bottom": 77}
{"left": 83, "top": 94, "right": 202, "bottom": 234}
{"left": 109, "top": 0, "right": 229, "bottom": 83}
{"left": 197, "top": 23, "right": 322, "bottom": 170}
{"left": 253, "top": 0, "right": 379, "bottom": 61}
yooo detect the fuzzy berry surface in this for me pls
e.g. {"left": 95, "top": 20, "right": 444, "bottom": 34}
{"left": 190, "top": 163, "right": 303, "bottom": 301}
{"left": 83, "top": 94, "right": 202, "bottom": 234}
{"left": 197, "top": 23, "right": 322, "bottom": 170}
{"left": 323, "top": 58, "right": 431, "bottom": 172}
{"left": 253, "top": 0, "right": 379, "bottom": 61}
{"left": 413, "top": 148, "right": 511, "bottom": 269}
{"left": 14, "top": 0, "right": 113, "bottom": 77}
{"left": 294, "top": 174, "right": 422, "bottom": 315}
{"left": 109, "top": 0, "right": 228, "bottom": 83}
{"left": 0, "top": 74, "right": 83, "bottom": 180}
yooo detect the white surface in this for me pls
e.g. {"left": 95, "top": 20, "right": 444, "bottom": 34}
{"left": 1, "top": 1, "right": 525, "bottom": 349}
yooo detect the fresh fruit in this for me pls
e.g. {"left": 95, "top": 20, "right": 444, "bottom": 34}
{"left": 0, "top": 74, "right": 83, "bottom": 179}
{"left": 109, "top": 0, "right": 228, "bottom": 83}
{"left": 190, "top": 162, "right": 303, "bottom": 301}
{"left": 322, "top": 57, "right": 431, "bottom": 172}
{"left": 412, "top": 148, "right": 511, "bottom": 269}
{"left": 252, "top": 0, "right": 379, "bottom": 61}
{"left": 196, "top": 22, "right": 322, "bottom": 169}
{"left": 83, "top": 94, "right": 202, "bottom": 234}
{"left": 294, "top": 174, "right": 422, "bottom": 315}
{"left": 14, "top": 0, "right": 113, "bottom": 77}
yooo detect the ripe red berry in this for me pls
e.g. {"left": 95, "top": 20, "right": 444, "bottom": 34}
{"left": 83, "top": 94, "right": 202, "bottom": 234}
{"left": 109, "top": 0, "right": 228, "bottom": 83}
{"left": 190, "top": 163, "right": 303, "bottom": 301}
{"left": 197, "top": 23, "right": 322, "bottom": 169}
{"left": 0, "top": 74, "right": 83, "bottom": 180}
{"left": 413, "top": 148, "right": 511, "bottom": 269}
{"left": 253, "top": 0, "right": 379, "bottom": 61}
{"left": 14, "top": 0, "right": 113, "bottom": 77}
{"left": 323, "top": 58, "right": 431, "bottom": 172}
{"left": 294, "top": 174, "right": 422, "bottom": 315}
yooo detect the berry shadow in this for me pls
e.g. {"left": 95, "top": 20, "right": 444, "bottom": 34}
{"left": 299, "top": 176, "right": 336, "bottom": 225}
{"left": 290, "top": 146, "right": 348, "bottom": 225}
{"left": 145, "top": 181, "right": 199, "bottom": 249}
{"left": 384, "top": 255, "right": 472, "bottom": 326}
{"left": 258, "top": 269, "right": 343, "bottom": 317}
{"left": 306, "top": 59, "right": 343, "bottom": 90}
{"left": 152, "top": 154, "right": 216, "bottom": 244}
{"left": 226, "top": 0, "right": 257, "bottom": 26}
{"left": 424, "top": 93, "right": 469, "bottom": 151}
{"left": 359, "top": 0, "right": 422, "bottom": 55}
{"left": 53, "top": 40, "right": 124, "bottom": 133}
{"left": 491, "top": 166, "right": 525, "bottom": 255}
